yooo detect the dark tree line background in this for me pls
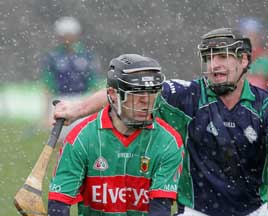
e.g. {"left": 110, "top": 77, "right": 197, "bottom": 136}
{"left": 1, "top": 0, "right": 268, "bottom": 83}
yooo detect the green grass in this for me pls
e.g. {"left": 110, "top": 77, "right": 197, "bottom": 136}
{"left": 0, "top": 119, "right": 77, "bottom": 215}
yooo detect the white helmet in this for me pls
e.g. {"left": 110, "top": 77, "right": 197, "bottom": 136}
{"left": 54, "top": 16, "right": 81, "bottom": 36}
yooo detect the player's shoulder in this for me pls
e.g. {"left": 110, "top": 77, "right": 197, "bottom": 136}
{"left": 164, "top": 79, "right": 193, "bottom": 89}
{"left": 161, "top": 78, "right": 201, "bottom": 109}
{"left": 249, "top": 84, "right": 268, "bottom": 101}
{"left": 45, "top": 48, "right": 62, "bottom": 61}
{"left": 64, "top": 113, "right": 98, "bottom": 145}
{"left": 163, "top": 78, "right": 200, "bottom": 94}
{"left": 154, "top": 117, "right": 183, "bottom": 148}
{"left": 247, "top": 84, "right": 268, "bottom": 115}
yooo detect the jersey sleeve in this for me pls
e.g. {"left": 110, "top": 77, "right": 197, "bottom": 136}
{"left": 155, "top": 89, "right": 191, "bottom": 142}
{"left": 149, "top": 135, "right": 184, "bottom": 200}
{"left": 48, "top": 137, "right": 89, "bottom": 205}
{"left": 260, "top": 100, "right": 268, "bottom": 202}
{"left": 160, "top": 79, "right": 200, "bottom": 117}
{"left": 162, "top": 79, "right": 192, "bottom": 108}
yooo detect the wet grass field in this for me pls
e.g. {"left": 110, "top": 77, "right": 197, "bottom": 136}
{"left": 0, "top": 119, "right": 78, "bottom": 215}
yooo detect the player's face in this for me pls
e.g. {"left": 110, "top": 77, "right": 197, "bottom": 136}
{"left": 205, "top": 53, "right": 247, "bottom": 85}
{"left": 58, "top": 34, "right": 79, "bottom": 44}
{"left": 121, "top": 91, "right": 158, "bottom": 122}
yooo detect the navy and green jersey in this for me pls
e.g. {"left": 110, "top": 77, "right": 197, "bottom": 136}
{"left": 155, "top": 78, "right": 268, "bottom": 216}
{"left": 49, "top": 105, "right": 184, "bottom": 216}
{"left": 41, "top": 41, "right": 100, "bottom": 95}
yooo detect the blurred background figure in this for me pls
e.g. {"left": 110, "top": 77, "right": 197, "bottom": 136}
{"left": 238, "top": 17, "right": 266, "bottom": 61}
{"left": 40, "top": 16, "right": 102, "bottom": 135}
{"left": 238, "top": 17, "right": 268, "bottom": 90}
{"left": 247, "top": 56, "right": 268, "bottom": 90}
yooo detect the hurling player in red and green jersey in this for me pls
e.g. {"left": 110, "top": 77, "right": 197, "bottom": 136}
{"left": 48, "top": 54, "right": 184, "bottom": 216}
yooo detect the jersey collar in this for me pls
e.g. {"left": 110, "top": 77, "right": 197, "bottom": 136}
{"left": 206, "top": 79, "right": 255, "bottom": 102}
{"left": 99, "top": 105, "right": 154, "bottom": 147}
{"left": 240, "top": 79, "right": 256, "bottom": 101}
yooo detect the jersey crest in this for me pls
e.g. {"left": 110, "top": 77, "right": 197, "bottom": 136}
{"left": 244, "top": 126, "right": 257, "bottom": 143}
{"left": 206, "top": 121, "right": 218, "bottom": 136}
{"left": 93, "top": 156, "right": 108, "bottom": 171}
{"left": 140, "top": 156, "right": 150, "bottom": 173}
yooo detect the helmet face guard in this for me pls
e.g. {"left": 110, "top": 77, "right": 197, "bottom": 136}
{"left": 197, "top": 28, "right": 251, "bottom": 96}
{"left": 115, "top": 90, "right": 161, "bottom": 128}
{"left": 107, "top": 54, "right": 165, "bottom": 128}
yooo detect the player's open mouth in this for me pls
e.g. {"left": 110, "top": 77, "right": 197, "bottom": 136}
{"left": 212, "top": 69, "right": 227, "bottom": 75}
{"left": 211, "top": 69, "right": 228, "bottom": 80}
{"left": 214, "top": 72, "right": 226, "bottom": 77}
{"left": 204, "top": 69, "right": 229, "bottom": 83}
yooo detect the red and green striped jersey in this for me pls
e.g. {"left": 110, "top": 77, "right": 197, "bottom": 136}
{"left": 49, "top": 105, "right": 184, "bottom": 216}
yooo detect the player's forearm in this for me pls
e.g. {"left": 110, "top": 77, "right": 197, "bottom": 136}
{"left": 78, "top": 88, "right": 107, "bottom": 118}
{"left": 54, "top": 88, "right": 108, "bottom": 124}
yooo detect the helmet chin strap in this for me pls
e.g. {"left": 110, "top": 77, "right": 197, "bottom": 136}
{"left": 208, "top": 65, "right": 246, "bottom": 96}
{"left": 107, "top": 93, "right": 123, "bottom": 120}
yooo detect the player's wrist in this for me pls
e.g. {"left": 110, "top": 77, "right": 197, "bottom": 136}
{"left": 77, "top": 100, "right": 90, "bottom": 119}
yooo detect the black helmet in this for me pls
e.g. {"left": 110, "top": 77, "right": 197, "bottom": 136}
{"left": 107, "top": 54, "right": 164, "bottom": 94}
{"left": 107, "top": 54, "right": 165, "bottom": 128}
{"left": 198, "top": 27, "right": 252, "bottom": 62}
{"left": 197, "top": 28, "right": 252, "bottom": 96}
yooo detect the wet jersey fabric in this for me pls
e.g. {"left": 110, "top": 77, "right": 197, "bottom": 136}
{"left": 48, "top": 105, "right": 184, "bottom": 216}
{"left": 41, "top": 41, "right": 98, "bottom": 95}
{"left": 155, "top": 78, "right": 268, "bottom": 216}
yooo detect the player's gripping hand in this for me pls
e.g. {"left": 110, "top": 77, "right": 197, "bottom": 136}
{"left": 53, "top": 100, "right": 82, "bottom": 126}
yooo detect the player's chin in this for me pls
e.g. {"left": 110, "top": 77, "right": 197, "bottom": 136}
{"left": 212, "top": 78, "right": 230, "bottom": 85}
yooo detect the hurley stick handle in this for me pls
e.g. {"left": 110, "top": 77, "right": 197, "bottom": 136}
{"left": 24, "top": 100, "right": 65, "bottom": 190}
{"left": 48, "top": 100, "right": 65, "bottom": 148}
{"left": 14, "top": 100, "right": 65, "bottom": 216}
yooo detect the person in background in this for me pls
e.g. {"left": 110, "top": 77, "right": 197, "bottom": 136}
{"left": 48, "top": 54, "right": 184, "bottom": 216}
{"left": 40, "top": 16, "right": 102, "bottom": 138}
{"left": 52, "top": 28, "right": 268, "bottom": 216}
{"left": 238, "top": 17, "right": 268, "bottom": 91}
{"left": 247, "top": 56, "right": 268, "bottom": 90}
{"left": 238, "top": 17, "right": 266, "bottom": 61}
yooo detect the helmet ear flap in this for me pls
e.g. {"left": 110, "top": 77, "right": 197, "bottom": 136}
{"left": 107, "top": 88, "right": 123, "bottom": 117}
{"left": 107, "top": 69, "right": 127, "bottom": 102}
{"left": 106, "top": 69, "right": 116, "bottom": 88}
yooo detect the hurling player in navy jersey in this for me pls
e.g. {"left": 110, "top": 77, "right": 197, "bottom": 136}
{"left": 53, "top": 28, "right": 268, "bottom": 216}
{"left": 40, "top": 16, "right": 101, "bottom": 137}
